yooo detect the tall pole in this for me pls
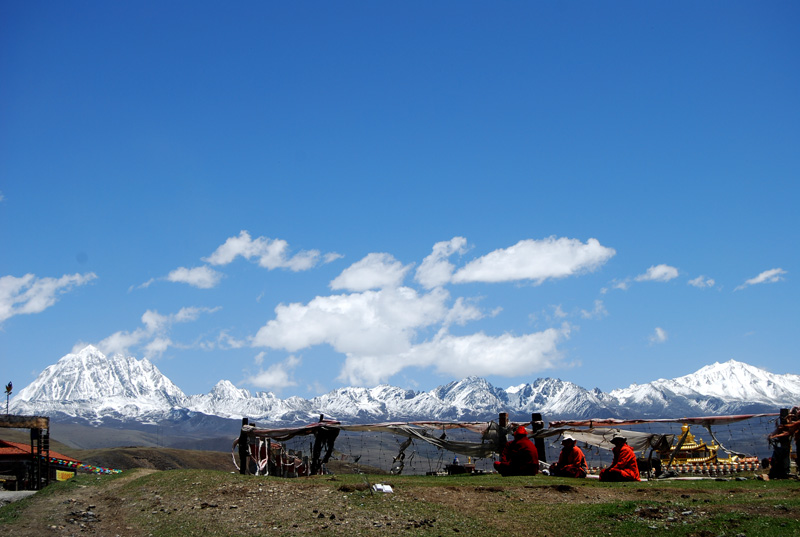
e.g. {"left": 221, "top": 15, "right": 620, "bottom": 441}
{"left": 531, "top": 412, "right": 546, "bottom": 463}
{"left": 4, "top": 382, "right": 11, "bottom": 416}
{"left": 769, "top": 408, "right": 791, "bottom": 479}
{"left": 239, "top": 418, "right": 249, "bottom": 475}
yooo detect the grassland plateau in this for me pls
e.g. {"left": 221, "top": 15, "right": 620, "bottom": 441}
{"left": 1, "top": 446, "right": 798, "bottom": 537}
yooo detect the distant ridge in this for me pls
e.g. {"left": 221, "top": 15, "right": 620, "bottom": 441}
{"left": 11, "top": 346, "right": 800, "bottom": 426}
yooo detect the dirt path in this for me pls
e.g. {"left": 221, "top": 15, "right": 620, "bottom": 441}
{"left": 6, "top": 469, "right": 156, "bottom": 537}
{"left": 0, "top": 490, "right": 37, "bottom": 507}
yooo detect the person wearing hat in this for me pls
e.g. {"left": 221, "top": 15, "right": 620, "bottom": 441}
{"left": 493, "top": 425, "right": 540, "bottom": 476}
{"left": 599, "top": 433, "right": 640, "bottom": 482}
{"left": 549, "top": 433, "right": 587, "bottom": 478}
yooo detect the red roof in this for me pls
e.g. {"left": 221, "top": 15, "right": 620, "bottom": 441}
{"left": 0, "top": 439, "right": 80, "bottom": 463}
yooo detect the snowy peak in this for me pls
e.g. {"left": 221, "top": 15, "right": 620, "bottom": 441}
{"left": 15, "top": 345, "right": 186, "bottom": 404}
{"left": 311, "top": 387, "right": 389, "bottom": 419}
{"left": 208, "top": 380, "right": 251, "bottom": 400}
{"left": 610, "top": 359, "right": 800, "bottom": 415}
{"left": 11, "top": 346, "right": 188, "bottom": 421}
{"left": 669, "top": 359, "right": 800, "bottom": 403}
{"left": 433, "top": 376, "right": 508, "bottom": 408}
{"left": 185, "top": 380, "right": 312, "bottom": 421}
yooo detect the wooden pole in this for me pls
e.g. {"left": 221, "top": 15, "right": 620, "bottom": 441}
{"left": 768, "top": 408, "right": 791, "bottom": 479}
{"left": 43, "top": 428, "right": 50, "bottom": 487}
{"left": 30, "top": 427, "right": 43, "bottom": 490}
{"left": 238, "top": 418, "right": 249, "bottom": 475}
{"left": 531, "top": 413, "right": 546, "bottom": 463}
{"left": 498, "top": 412, "right": 509, "bottom": 451}
{"left": 266, "top": 438, "right": 271, "bottom": 476}
{"left": 667, "top": 426, "right": 691, "bottom": 470}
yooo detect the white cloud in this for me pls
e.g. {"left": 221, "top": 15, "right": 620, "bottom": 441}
{"left": 323, "top": 252, "right": 344, "bottom": 264}
{"left": 133, "top": 278, "right": 156, "bottom": 291}
{"left": 649, "top": 327, "right": 668, "bottom": 344}
{"left": 252, "top": 287, "right": 450, "bottom": 355}
{"left": 252, "top": 276, "right": 570, "bottom": 386}
{"left": 144, "top": 337, "right": 172, "bottom": 356}
{"left": 337, "top": 325, "right": 570, "bottom": 386}
{"left": 635, "top": 264, "right": 679, "bottom": 282}
{"left": 245, "top": 355, "right": 301, "bottom": 391}
{"left": 735, "top": 268, "right": 787, "bottom": 291}
{"left": 0, "top": 272, "right": 97, "bottom": 323}
{"left": 92, "top": 306, "right": 218, "bottom": 358}
{"left": 414, "top": 237, "right": 468, "bottom": 289}
{"left": 217, "top": 330, "right": 247, "bottom": 349}
{"left": 167, "top": 266, "right": 223, "bottom": 289}
{"left": 443, "top": 297, "right": 484, "bottom": 327}
{"left": 452, "top": 237, "right": 615, "bottom": 284}
{"left": 88, "top": 329, "right": 147, "bottom": 357}
{"left": 330, "top": 253, "right": 412, "bottom": 291}
{"left": 203, "top": 230, "right": 321, "bottom": 271}
{"left": 580, "top": 299, "right": 608, "bottom": 319}
{"left": 688, "top": 275, "right": 715, "bottom": 288}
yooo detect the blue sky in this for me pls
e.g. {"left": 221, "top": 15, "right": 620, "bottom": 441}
{"left": 1, "top": 2, "right": 797, "bottom": 400}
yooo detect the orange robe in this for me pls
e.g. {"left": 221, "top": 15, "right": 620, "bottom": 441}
{"left": 493, "top": 436, "right": 540, "bottom": 476}
{"left": 551, "top": 445, "right": 587, "bottom": 478}
{"left": 599, "top": 443, "right": 640, "bottom": 482}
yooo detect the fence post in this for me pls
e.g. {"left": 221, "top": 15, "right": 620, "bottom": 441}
{"left": 531, "top": 412, "right": 546, "bottom": 463}
{"left": 239, "top": 418, "right": 249, "bottom": 475}
{"left": 498, "top": 412, "right": 508, "bottom": 452}
{"left": 768, "top": 408, "right": 791, "bottom": 479}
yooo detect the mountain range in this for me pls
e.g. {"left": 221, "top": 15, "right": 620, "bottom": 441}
{"left": 10, "top": 345, "right": 800, "bottom": 427}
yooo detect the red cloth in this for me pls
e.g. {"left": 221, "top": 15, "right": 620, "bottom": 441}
{"left": 550, "top": 444, "right": 587, "bottom": 478}
{"left": 599, "top": 443, "right": 640, "bottom": 482}
{"left": 494, "top": 436, "right": 540, "bottom": 476}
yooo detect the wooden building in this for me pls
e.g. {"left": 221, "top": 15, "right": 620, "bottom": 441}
{"left": 0, "top": 414, "right": 57, "bottom": 490}
{"left": 0, "top": 439, "right": 80, "bottom": 490}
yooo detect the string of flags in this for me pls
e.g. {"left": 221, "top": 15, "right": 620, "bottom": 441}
{"left": 45, "top": 456, "right": 123, "bottom": 475}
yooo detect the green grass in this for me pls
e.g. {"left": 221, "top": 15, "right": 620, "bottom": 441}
{"left": 2, "top": 470, "right": 798, "bottom": 536}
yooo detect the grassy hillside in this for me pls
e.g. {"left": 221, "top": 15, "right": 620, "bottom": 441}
{"left": 2, "top": 467, "right": 799, "bottom": 536}
{"left": 0, "top": 429, "right": 77, "bottom": 456}
{"left": 1, "top": 429, "right": 233, "bottom": 472}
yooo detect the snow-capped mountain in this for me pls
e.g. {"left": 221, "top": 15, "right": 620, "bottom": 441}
{"left": 507, "top": 377, "right": 617, "bottom": 418}
{"left": 668, "top": 360, "right": 800, "bottom": 403}
{"left": 12, "top": 345, "right": 188, "bottom": 422}
{"left": 186, "top": 380, "right": 313, "bottom": 421}
{"left": 609, "top": 360, "right": 800, "bottom": 416}
{"left": 10, "top": 346, "right": 800, "bottom": 426}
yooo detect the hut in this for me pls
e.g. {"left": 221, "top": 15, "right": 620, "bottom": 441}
{"left": 0, "top": 439, "right": 80, "bottom": 490}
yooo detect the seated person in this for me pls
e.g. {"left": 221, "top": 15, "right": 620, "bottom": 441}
{"left": 494, "top": 425, "right": 540, "bottom": 476}
{"left": 549, "top": 434, "right": 587, "bottom": 478}
{"left": 599, "top": 433, "right": 640, "bottom": 482}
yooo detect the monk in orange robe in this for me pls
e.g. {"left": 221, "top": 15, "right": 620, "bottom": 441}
{"left": 599, "top": 433, "right": 640, "bottom": 482}
{"left": 494, "top": 426, "right": 540, "bottom": 476}
{"left": 550, "top": 434, "right": 587, "bottom": 478}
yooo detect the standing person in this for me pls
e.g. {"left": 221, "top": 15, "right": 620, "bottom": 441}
{"left": 494, "top": 426, "right": 540, "bottom": 476}
{"left": 549, "top": 434, "right": 588, "bottom": 478}
{"left": 599, "top": 433, "right": 640, "bottom": 482}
